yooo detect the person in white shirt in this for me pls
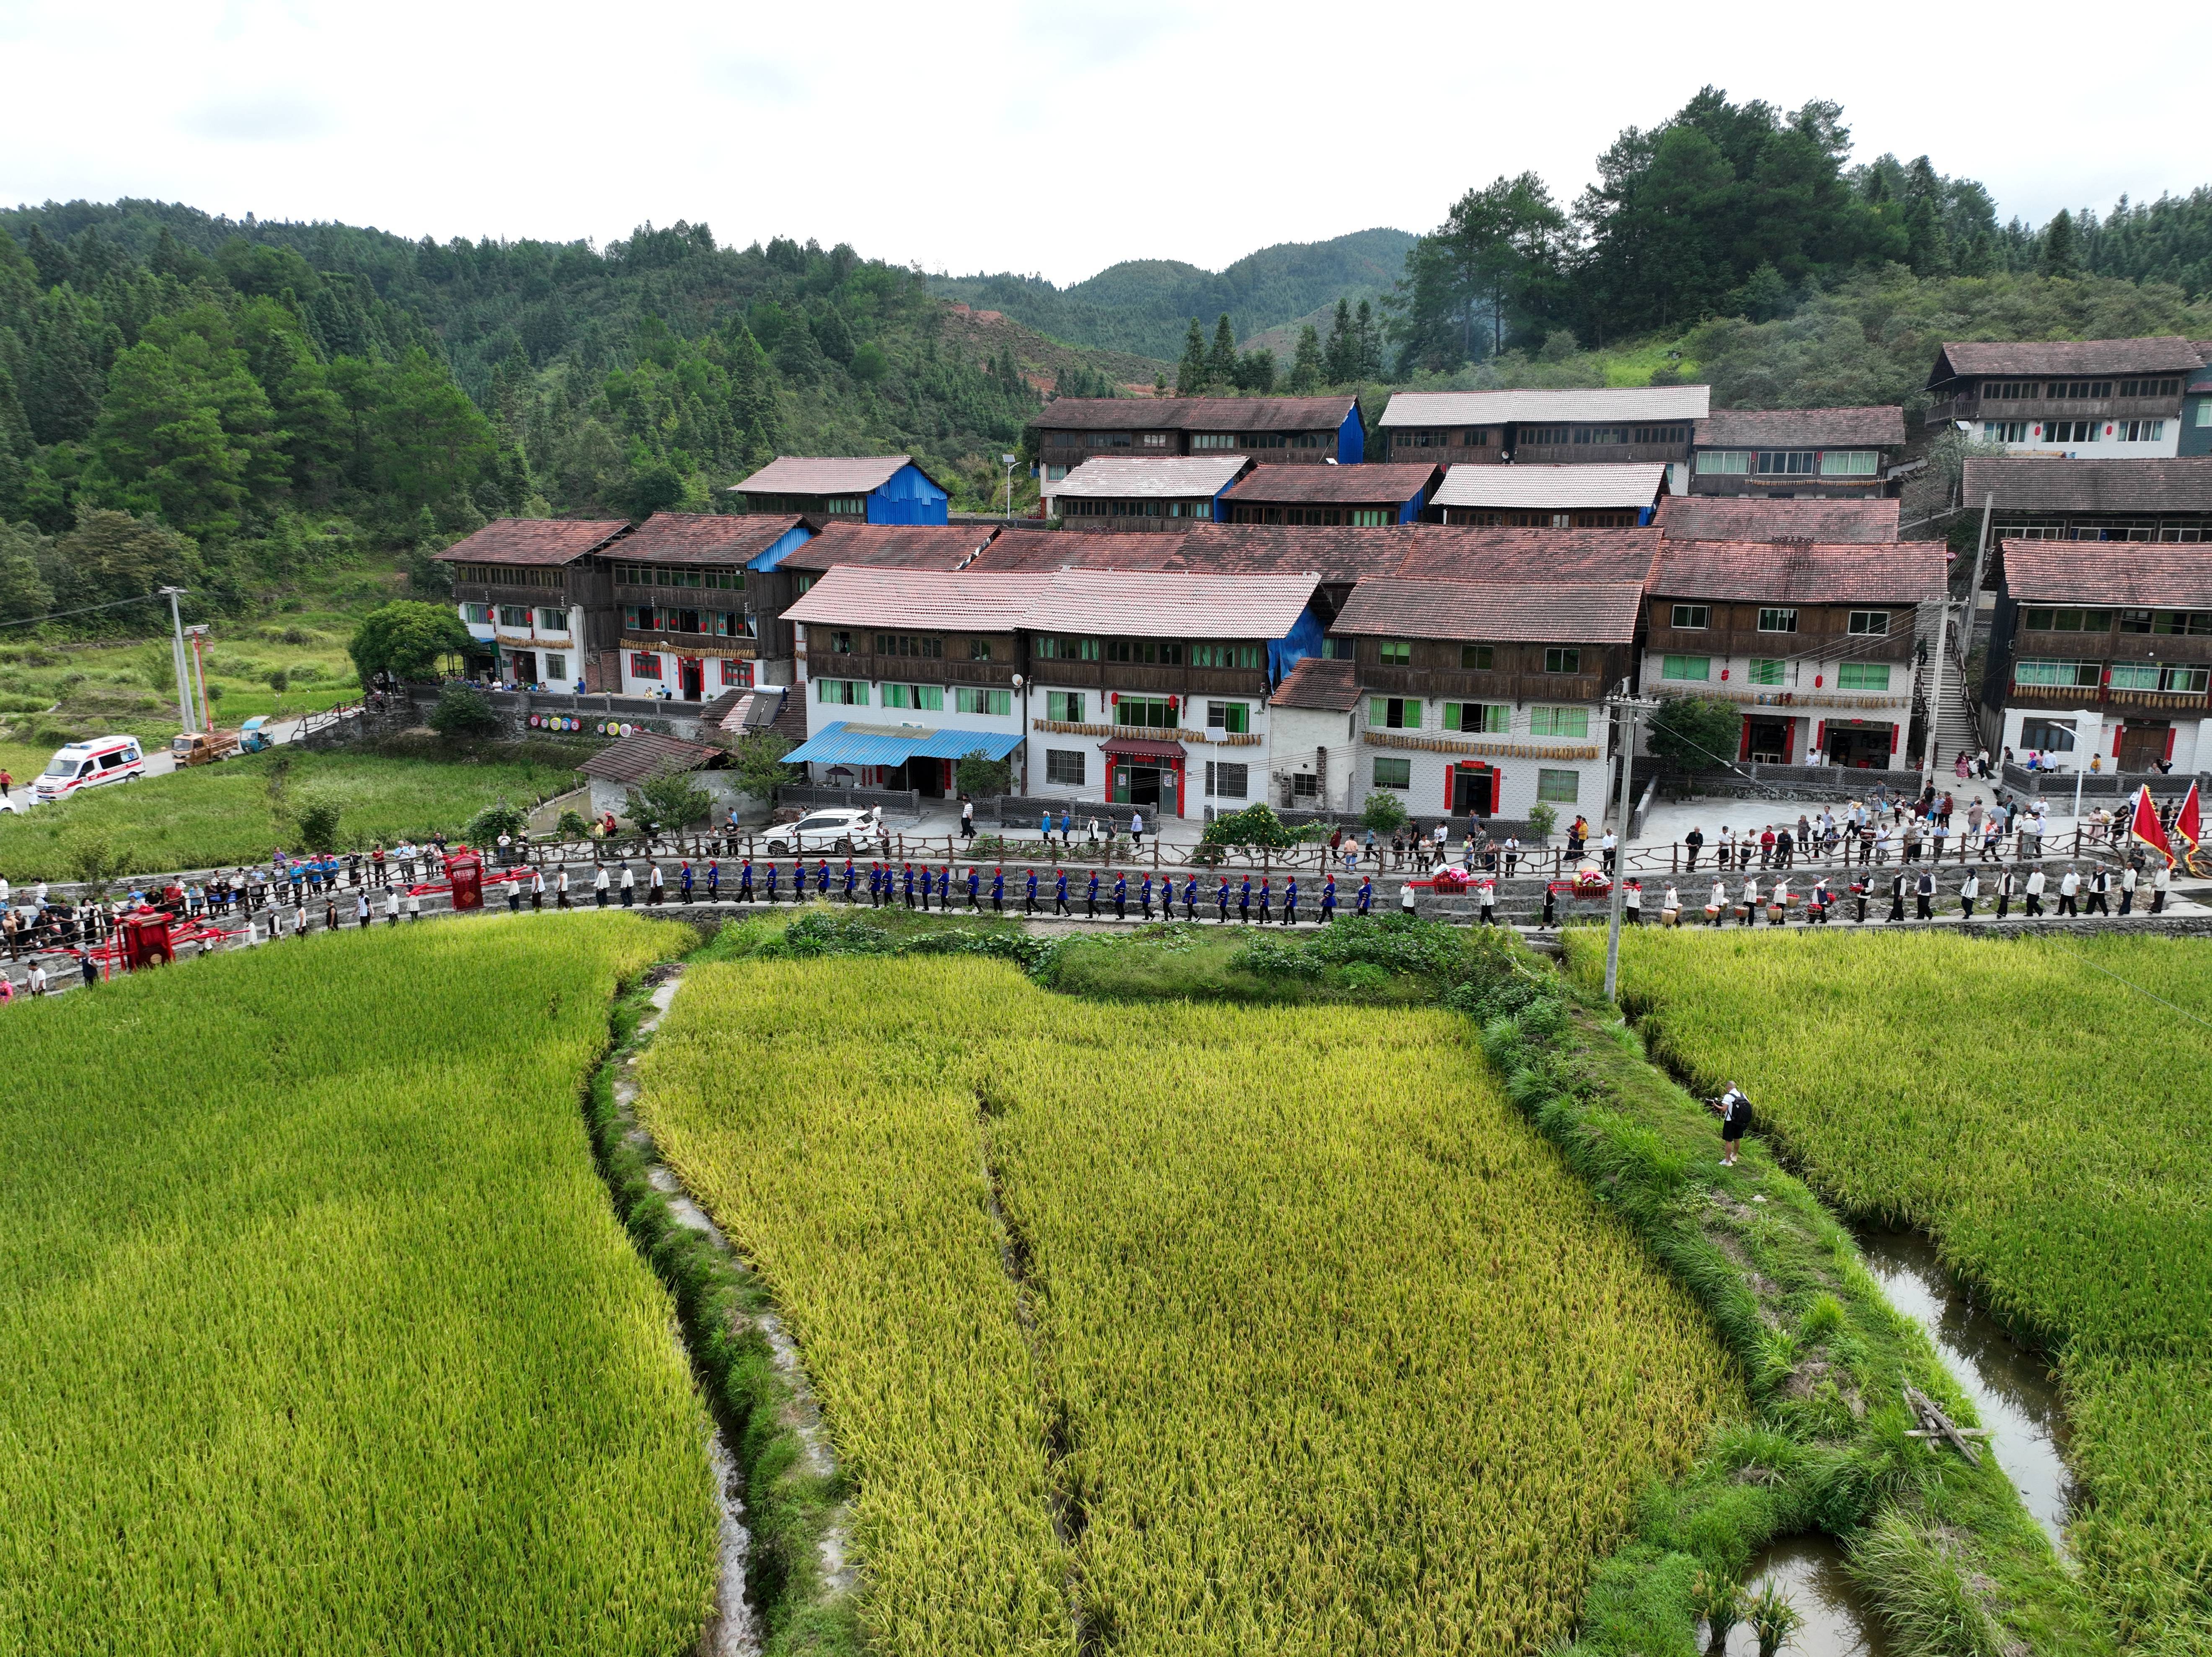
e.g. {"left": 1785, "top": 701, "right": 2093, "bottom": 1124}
{"left": 2025, "top": 867, "right": 2047, "bottom": 916}
{"left": 406, "top": 891, "right": 423, "bottom": 922}
{"left": 26, "top": 961, "right": 47, "bottom": 995}
{"left": 530, "top": 868, "right": 545, "bottom": 910}
{"left": 1128, "top": 810, "right": 1143, "bottom": 848}
{"left": 1708, "top": 879, "right": 1727, "bottom": 927}
{"left": 1741, "top": 874, "right": 1760, "bottom": 924}
{"left": 1600, "top": 830, "right": 1618, "bottom": 873}
{"left": 385, "top": 886, "right": 401, "bottom": 926}
{"left": 1623, "top": 878, "right": 1642, "bottom": 924}
{"left": 556, "top": 867, "right": 571, "bottom": 909}
{"left": 2152, "top": 863, "right": 2172, "bottom": 913}
{"left": 1398, "top": 879, "right": 1418, "bottom": 914}
{"left": 2120, "top": 863, "right": 2139, "bottom": 914}
{"left": 2057, "top": 867, "right": 2080, "bottom": 916}
{"left": 1662, "top": 883, "right": 1680, "bottom": 924}
{"left": 1959, "top": 869, "right": 1980, "bottom": 919}
{"left": 1771, "top": 875, "right": 1789, "bottom": 921}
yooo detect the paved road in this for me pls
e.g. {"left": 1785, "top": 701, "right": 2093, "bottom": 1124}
{"left": 3, "top": 711, "right": 318, "bottom": 816}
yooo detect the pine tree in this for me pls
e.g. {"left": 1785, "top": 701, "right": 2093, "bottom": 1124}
{"left": 1323, "top": 299, "right": 1355, "bottom": 383}
{"left": 26, "top": 287, "right": 101, "bottom": 444}
{"left": 1206, "top": 315, "right": 1238, "bottom": 391}
{"left": 1287, "top": 325, "right": 1323, "bottom": 395}
{"left": 1904, "top": 156, "right": 1950, "bottom": 276}
{"left": 1352, "top": 300, "right": 1384, "bottom": 380}
{"left": 2039, "top": 209, "right": 2080, "bottom": 277}
{"left": 1174, "top": 319, "right": 1207, "bottom": 397}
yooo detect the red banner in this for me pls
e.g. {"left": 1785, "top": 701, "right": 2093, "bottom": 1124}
{"left": 2176, "top": 782, "right": 2204, "bottom": 874}
{"left": 2129, "top": 786, "right": 2176, "bottom": 868}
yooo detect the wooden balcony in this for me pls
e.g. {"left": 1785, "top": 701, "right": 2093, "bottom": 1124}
{"left": 1359, "top": 666, "right": 1605, "bottom": 704}
{"left": 1512, "top": 440, "right": 1689, "bottom": 465}
{"left": 622, "top": 631, "right": 757, "bottom": 659}
{"left": 1648, "top": 628, "right": 1916, "bottom": 662}
{"left": 817, "top": 653, "right": 1013, "bottom": 687}
{"left": 1025, "top": 662, "right": 1269, "bottom": 697}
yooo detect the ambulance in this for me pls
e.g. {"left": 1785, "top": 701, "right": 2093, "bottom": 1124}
{"left": 33, "top": 735, "right": 146, "bottom": 802}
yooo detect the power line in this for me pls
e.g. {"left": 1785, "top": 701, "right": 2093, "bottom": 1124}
{"left": 0, "top": 591, "right": 177, "bottom": 631}
{"left": 2044, "top": 939, "right": 2212, "bottom": 1032}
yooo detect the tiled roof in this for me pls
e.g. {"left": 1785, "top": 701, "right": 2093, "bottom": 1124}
{"left": 1930, "top": 338, "right": 2204, "bottom": 383}
{"left": 734, "top": 454, "right": 920, "bottom": 494}
{"left": 578, "top": 732, "right": 718, "bottom": 784}
{"left": 618, "top": 512, "right": 808, "bottom": 564}
{"left": 1333, "top": 577, "right": 1646, "bottom": 643}
{"left": 1960, "top": 456, "right": 2212, "bottom": 514}
{"left": 783, "top": 566, "right": 1320, "bottom": 638}
{"left": 1650, "top": 542, "right": 1948, "bottom": 604}
{"left": 1386, "top": 525, "right": 1664, "bottom": 586}
{"left": 1694, "top": 407, "right": 1905, "bottom": 448}
{"left": 2000, "top": 541, "right": 2212, "bottom": 608}
{"left": 433, "top": 518, "right": 630, "bottom": 567}
{"left": 1030, "top": 395, "right": 1358, "bottom": 433}
{"left": 1656, "top": 496, "right": 1900, "bottom": 544}
{"left": 1047, "top": 455, "right": 1252, "bottom": 497}
{"left": 1269, "top": 656, "right": 1363, "bottom": 711}
{"left": 1379, "top": 385, "right": 1711, "bottom": 426}
{"left": 780, "top": 522, "right": 1002, "bottom": 571}
{"left": 1431, "top": 462, "right": 1669, "bottom": 510}
{"left": 978, "top": 522, "right": 1664, "bottom": 586}
{"left": 1221, "top": 463, "right": 1441, "bottom": 505}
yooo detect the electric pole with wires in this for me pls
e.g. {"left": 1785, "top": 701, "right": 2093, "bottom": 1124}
{"left": 1603, "top": 689, "right": 1661, "bottom": 1002}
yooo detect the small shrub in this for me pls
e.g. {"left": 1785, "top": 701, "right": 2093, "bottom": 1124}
{"left": 556, "top": 808, "right": 593, "bottom": 840}
{"left": 429, "top": 684, "right": 500, "bottom": 738}
{"left": 465, "top": 800, "right": 530, "bottom": 846}
{"left": 294, "top": 796, "right": 343, "bottom": 854}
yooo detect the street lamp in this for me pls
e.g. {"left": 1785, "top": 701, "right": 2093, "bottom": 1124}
{"left": 1002, "top": 453, "right": 1018, "bottom": 522}
{"left": 1602, "top": 690, "right": 1662, "bottom": 1003}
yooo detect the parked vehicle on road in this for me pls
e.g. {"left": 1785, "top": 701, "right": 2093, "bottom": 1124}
{"left": 170, "top": 729, "right": 241, "bottom": 767}
{"left": 764, "top": 808, "right": 872, "bottom": 857}
{"left": 238, "top": 717, "right": 276, "bottom": 753}
{"left": 33, "top": 736, "right": 145, "bottom": 803}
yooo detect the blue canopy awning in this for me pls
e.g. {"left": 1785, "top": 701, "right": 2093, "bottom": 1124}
{"left": 785, "top": 721, "right": 1023, "bottom": 767}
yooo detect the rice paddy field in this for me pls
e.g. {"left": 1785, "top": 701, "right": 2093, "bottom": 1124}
{"left": 0, "top": 911, "right": 718, "bottom": 1655}
{"left": 0, "top": 746, "right": 580, "bottom": 880}
{"left": 1572, "top": 928, "right": 2212, "bottom": 1655}
{"left": 635, "top": 955, "right": 1744, "bottom": 1655}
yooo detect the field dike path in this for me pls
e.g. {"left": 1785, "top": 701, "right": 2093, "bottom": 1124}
{"left": 601, "top": 965, "right": 857, "bottom": 1654}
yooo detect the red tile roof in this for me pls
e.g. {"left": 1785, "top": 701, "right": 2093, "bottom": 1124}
{"left": 1960, "top": 456, "right": 2212, "bottom": 514}
{"left": 578, "top": 732, "right": 718, "bottom": 784}
{"left": 977, "top": 523, "right": 1664, "bottom": 586}
{"left": 1269, "top": 656, "right": 1363, "bottom": 711}
{"left": 734, "top": 455, "right": 925, "bottom": 494}
{"left": 1657, "top": 496, "right": 1900, "bottom": 543}
{"left": 1221, "top": 463, "right": 1441, "bottom": 505}
{"left": 781, "top": 522, "right": 1002, "bottom": 571}
{"left": 1030, "top": 395, "right": 1358, "bottom": 433}
{"left": 1650, "top": 541, "right": 1948, "bottom": 604}
{"left": 1431, "top": 462, "right": 1668, "bottom": 511}
{"left": 2000, "top": 541, "right": 2212, "bottom": 608}
{"left": 1333, "top": 577, "right": 1645, "bottom": 643}
{"left": 618, "top": 513, "right": 808, "bottom": 564}
{"left": 1694, "top": 407, "right": 1905, "bottom": 447}
{"left": 433, "top": 518, "right": 630, "bottom": 567}
{"left": 784, "top": 566, "right": 1321, "bottom": 638}
{"left": 1930, "top": 338, "right": 2204, "bottom": 383}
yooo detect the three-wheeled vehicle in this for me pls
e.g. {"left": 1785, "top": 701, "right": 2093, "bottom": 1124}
{"left": 238, "top": 717, "right": 276, "bottom": 754}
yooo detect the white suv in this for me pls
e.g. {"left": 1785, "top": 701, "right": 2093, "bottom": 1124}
{"left": 764, "top": 808, "right": 876, "bottom": 857}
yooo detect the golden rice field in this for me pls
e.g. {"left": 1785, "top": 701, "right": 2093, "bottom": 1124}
{"left": 0, "top": 912, "right": 717, "bottom": 1655}
{"left": 636, "top": 956, "right": 1743, "bottom": 1655}
{"left": 1576, "top": 928, "right": 2212, "bottom": 1655}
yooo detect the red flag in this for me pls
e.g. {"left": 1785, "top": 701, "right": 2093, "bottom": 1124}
{"left": 2130, "top": 785, "right": 2176, "bottom": 867}
{"left": 2177, "top": 782, "right": 2204, "bottom": 874}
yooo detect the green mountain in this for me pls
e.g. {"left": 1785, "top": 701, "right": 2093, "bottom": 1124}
{"left": 928, "top": 228, "right": 1418, "bottom": 360}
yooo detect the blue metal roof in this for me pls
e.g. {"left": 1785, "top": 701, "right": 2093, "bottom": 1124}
{"left": 785, "top": 721, "right": 1023, "bottom": 766}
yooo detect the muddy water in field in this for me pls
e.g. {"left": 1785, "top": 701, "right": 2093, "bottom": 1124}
{"left": 1713, "top": 1534, "right": 1892, "bottom": 1657}
{"left": 1856, "top": 1227, "right": 2074, "bottom": 1556}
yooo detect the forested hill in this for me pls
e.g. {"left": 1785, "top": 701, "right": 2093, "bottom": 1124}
{"left": 930, "top": 228, "right": 1417, "bottom": 360}
{"left": 0, "top": 199, "right": 1163, "bottom": 630}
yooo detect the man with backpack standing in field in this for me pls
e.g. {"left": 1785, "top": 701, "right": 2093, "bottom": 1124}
{"left": 1711, "top": 1084, "right": 1753, "bottom": 1167}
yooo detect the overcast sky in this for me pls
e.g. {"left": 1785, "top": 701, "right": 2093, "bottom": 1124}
{"left": 5, "top": 0, "right": 2206, "bottom": 287}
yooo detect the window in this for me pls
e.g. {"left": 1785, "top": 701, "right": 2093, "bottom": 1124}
{"left": 1045, "top": 691, "right": 1085, "bottom": 723}
{"left": 1529, "top": 706, "right": 1589, "bottom": 738}
{"left": 1378, "top": 640, "right": 1413, "bottom": 666}
{"left": 1442, "top": 702, "right": 1508, "bottom": 732}
{"left": 875, "top": 634, "right": 944, "bottom": 658}
{"left": 1747, "top": 658, "right": 1785, "bottom": 687}
{"left": 498, "top": 604, "right": 530, "bottom": 628}
{"left": 1208, "top": 701, "right": 1250, "bottom": 733}
{"left": 1670, "top": 604, "right": 1710, "bottom": 630}
{"left": 955, "top": 687, "right": 1013, "bottom": 716}
{"left": 1034, "top": 635, "right": 1100, "bottom": 661}
{"left": 630, "top": 652, "right": 663, "bottom": 679}
{"left": 816, "top": 678, "right": 868, "bottom": 704}
{"left": 1827, "top": 661, "right": 1884, "bottom": 690}
{"left": 2048, "top": 380, "right": 2113, "bottom": 399}
{"left": 881, "top": 683, "right": 932, "bottom": 710}
{"left": 2114, "top": 419, "right": 2165, "bottom": 443}
{"left": 1819, "top": 450, "right": 1879, "bottom": 476}
{"left": 2119, "top": 378, "right": 2180, "bottom": 397}
{"left": 543, "top": 654, "right": 566, "bottom": 681}
{"left": 1105, "top": 639, "right": 1184, "bottom": 664}
{"left": 1517, "top": 424, "right": 1572, "bottom": 447}
{"left": 623, "top": 604, "right": 658, "bottom": 630}
{"left": 1206, "top": 761, "right": 1249, "bottom": 799}
{"left": 1045, "top": 750, "right": 1085, "bottom": 787}
{"left": 1537, "top": 769, "right": 1580, "bottom": 803}
{"left": 1572, "top": 426, "right": 1627, "bottom": 446}
{"left": 2018, "top": 718, "right": 2078, "bottom": 751}
{"left": 793, "top": 573, "right": 814, "bottom": 594}
{"left": 1662, "top": 654, "right": 1711, "bottom": 681}
{"left": 1460, "top": 644, "right": 1494, "bottom": 669}
{"left": 1115, "top": 696, "right": 1177, "bottom": 729}
{"left": 2152, "top": 610, "right": 2212, "bottom": 635}
{"left": 969, "top": 638, "right": 994, "bottom": 661}
{"left": 1191, "top": 433, "right": 1238, "bottom": 449}
{"left": 464, "top": 603, "right": 492, "bottom": 625}
{"left": 715, "top": 611, "right": 750, "bottom": 637}
{"left": 1982, "top": 421, "right": 2030, "bottom": 443}
{"left": 2012, "top": 660, "right": 2102, "bottom": 688}
{"left": 1982, "top": 380, "right": 2042, "bottom": 400}
{"left": 1543, "top": 647, "right": 1580, "bottom": 674}
{"left": 536, "top": 607, "right": 567, "bottom": 631}
{"left": 1632, "top": 424, "right": 1688, "bottom": 445}
{"left": 1755, "top": 450, "right": 1817, "bottom": 476}
{"left": 1847, "top": 610, "right": 1889, "bottom": 635}
{"left": 2021, "top": 609, "right": 2110, "bottom": 632}
{"left": 2106, "top": 663, "right": 2160, "bottom": 690}
{"left": 1321, "top": 637, "right": 1350, "bottom": 659}
{"left": 2197, "top": 403, "right": 2212, "bottom": 429}
{"left": 827, "top": 630, "right": 853, "bottom": 653}
{"left": 2164, "top": 664, "right": 2212, "bottom": 693}
{"left": 2044, "top": 420, "right": 2097, "bottom": 443}
{"left": 1369, "top": 696, "right": 1421, "bottom": 730}
{"left": 720, "top": 658, "right": 747, "bottom": 686}
{"left": 1757, "top": 608, "right": 1798, "bottom": 633}
{"left": 1372, "top": 756, "right": 1412, "bottom": 790}
{"left": 824, "top": 496, "right": 864, "bottom": 515}
{"left": 1190, "top": 643, "right": 1263, "bottom": 669}
{"left": 1291, "top": 773, "right": 1320, "bottom": 799}
{"left": 1697, "top": 450, "right": 1750, "bottom": 475}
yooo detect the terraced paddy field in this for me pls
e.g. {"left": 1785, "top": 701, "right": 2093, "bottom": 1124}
{"left": 1573, "top": 928, "right": 2212, "bottom": 1655}
{"left": 635, "top": 954, "right": 1744, "bottom": 1656}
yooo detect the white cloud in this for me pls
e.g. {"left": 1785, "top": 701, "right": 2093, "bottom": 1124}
{"left": 1, "top": 0, "right": 2207, "bottom": 285}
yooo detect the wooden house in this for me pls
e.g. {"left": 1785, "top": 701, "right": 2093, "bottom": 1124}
{"left": 1043, "top": 454, "right": 1253, "bottom": 529}
{"left": 597, "top": 513, "right": 811, "bottom": 699}
{"left": 1925, "top": 339, "right": 2203, "bottom": 456}
{"left": 1376, "top": 386, "right": 1709, "bottom": 489}
{"left": 1426, "top": 462, "right": 1667, "bottom": 527}
{"left": 1688, "top": 406, "right": 1904, "bottom": 497}
{"left": 1656, "top": 495, "right": 1899, "bottom": 543}
{"left": 730, "top": 454, "right": 951, "bottom": 524}
{"left": 1962, "top": 456, "right": 2212, "bottom": 544}
{"left": 435, "top": 518, "right": 631, "bottom": 689}
{"left": 1220, "top": 462, "right": 1441, "bottom": 526}
{"left": 1029, "top": 395, "right": 1365, "bottom": 484}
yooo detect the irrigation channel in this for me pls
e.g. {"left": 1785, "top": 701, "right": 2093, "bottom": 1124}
{"left": 1711, "top": 1226, "right": 2073, "bottom": 1656}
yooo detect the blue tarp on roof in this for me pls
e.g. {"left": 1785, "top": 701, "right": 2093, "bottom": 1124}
{"left": 785, "top": 721, "right": 1023, "bottom": 766}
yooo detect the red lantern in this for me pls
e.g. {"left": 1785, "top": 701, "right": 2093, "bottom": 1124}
{"left": 1168, "top": 695, "right": 1178, "bottom": 710}
{"left": 1814, "top": 674, "right": 1823, "bottom": 688}
{"left": 1720, "top": 667, "right": 1730, "bottom": 680}
{"left": 1110, "top": 691, "right": 1120, "bottom": 705}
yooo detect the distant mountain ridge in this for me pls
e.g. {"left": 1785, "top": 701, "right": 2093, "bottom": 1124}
{"left": 928, "top": 228, "right": 1418, "bottom": 361}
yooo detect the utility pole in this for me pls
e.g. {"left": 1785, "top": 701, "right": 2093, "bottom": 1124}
{"left": 1603, "top": 690, "right": 1660, "bottom": 1003}
{"left": 161, "top": 586, "right": 192, "bottom": 735}
{"left": 1922, "top": 570, "right": 1952, "bottom": 794}
{"left": 188, "top": 625, "right": 214, "bottom": 732}
{"left": 1002, "top": 453, "right": 1018, "bottom": 523}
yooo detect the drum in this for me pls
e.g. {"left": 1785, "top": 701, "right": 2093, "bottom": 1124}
{"left": 1661, "top": 908, "right": 1680, "bottom": 927}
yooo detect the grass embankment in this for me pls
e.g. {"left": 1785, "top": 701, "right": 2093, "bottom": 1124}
{"left": 1577, "top": 928, "right": 2212, "bottom": 1655}
{"left": 635, "top": 946, "right": 1739, "bottom": 1653}
{"left": 0, "top": 911, "right": 718, "bottom": 1654}
{"left": 0, "top": 744, "right": 585, "bottom": 880}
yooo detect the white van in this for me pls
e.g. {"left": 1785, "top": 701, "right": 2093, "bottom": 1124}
{"left": 34, "top": 736, "right": 146, "bottom": 803}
